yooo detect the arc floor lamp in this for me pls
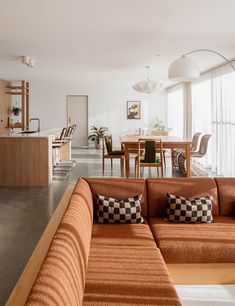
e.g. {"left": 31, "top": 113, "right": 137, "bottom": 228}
{"left": 168, "top": 49, "right": 235, "bottom": 82}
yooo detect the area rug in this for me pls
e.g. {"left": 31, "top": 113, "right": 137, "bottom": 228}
{"left": 190, "top": 164, "right": 208, "bottom": 177}
{"left": 173, "top": 165, "right": 208, "bottom": 177}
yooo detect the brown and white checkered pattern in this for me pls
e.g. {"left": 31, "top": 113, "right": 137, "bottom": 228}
{"left": 166, "top": 193, "right": 213, "bottom": 223}
{"left": 96, "top": 194, "right": 144, "bottom": 224}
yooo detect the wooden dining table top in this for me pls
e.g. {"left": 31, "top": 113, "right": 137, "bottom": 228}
{"left": 120, "top": 135, "right": 192, "bottom": 145}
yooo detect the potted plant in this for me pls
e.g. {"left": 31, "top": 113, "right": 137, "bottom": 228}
{"left": 88, "top": 126, "right": 109, "bottom": 149}
{"left": 12, "top": 106, "right": 21, "bottom": 116}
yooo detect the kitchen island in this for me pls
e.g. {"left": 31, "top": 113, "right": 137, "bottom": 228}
{"left": 0, "top": 128, "right": 70, "bottom": 186}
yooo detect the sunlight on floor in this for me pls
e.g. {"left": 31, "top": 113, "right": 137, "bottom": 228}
{"left": 176, "top": 285, "right": 235, "bottom": 306}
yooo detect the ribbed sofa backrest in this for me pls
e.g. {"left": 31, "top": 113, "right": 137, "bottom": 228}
{"left": 85, "top": 178, "right": 148, "bottom": 217}
{"left": 26, "top": 178, "right": 93, "bottom": 306}
{"left": 146, "top": 178, "right": 219, "bottom": 217}
{"left": 215, "top": 178, "right": 235, "bottom": 216}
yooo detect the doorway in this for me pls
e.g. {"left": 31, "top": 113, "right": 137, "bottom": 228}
{"left": 67, "top": 95, "right": 88, "bottom": 147}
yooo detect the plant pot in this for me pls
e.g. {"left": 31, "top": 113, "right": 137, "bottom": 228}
{"left": 95, "top": 139, "right": 102, "bottom": 149}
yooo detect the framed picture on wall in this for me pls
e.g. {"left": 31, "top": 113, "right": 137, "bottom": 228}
{"left": 127, "top": 101, "right": 141, "bottom": 119}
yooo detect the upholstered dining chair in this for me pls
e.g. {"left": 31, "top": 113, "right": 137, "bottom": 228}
{"left": 177, "top": 134, "right": 211, "bottom": 173}
{"left": 150, "top": 131, "right": 167, "bottom": 167}
{"left": 102, "top": 135, "right": 125, "bottom": 176}
{"left": 172, "top": 132, "right": 202, "bottom": 168}
{"left": 135, "top": 139, "right": 164, "bottom": 178}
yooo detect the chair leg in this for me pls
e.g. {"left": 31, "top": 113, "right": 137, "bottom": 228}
{"left": 171, "top": 148, "right": 175, "bottom": 168}
{"left": 102, "top": 157, "right": 105, "bottom": 175}
{"left": 161, "top": 163, "right": 164, "bottom": 177}
{"left": 137, "top": 163, "right": 140, "bottom": 179}
{"left": 120, "top": 157, "right": 124, "bottom": 176}
{"left": 157, "top": 167, "right": 159, "bottom": 177}
{"left": 135, "top": 159, "right": 137, "bottom": 178}
{"left": 111, "top": 158, "right": 113, "bottom": 172}
{"left": 163, "top": 151, "right": 166, "bottom": 168}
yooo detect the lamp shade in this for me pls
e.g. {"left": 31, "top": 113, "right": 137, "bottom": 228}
{"left": 133, "top": 80, "right": 164, "bottom": 93}
{"left": 168, "top": 56, "right": 200, "bottom": 82}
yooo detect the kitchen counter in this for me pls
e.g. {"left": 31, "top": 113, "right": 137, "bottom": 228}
{"left": 0, "top": 128, "right": 71, "bottom": 187}
{"left": 0, "top": 128, "right": 62, "bottom": 139}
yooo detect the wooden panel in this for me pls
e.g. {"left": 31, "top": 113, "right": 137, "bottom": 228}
{"left": 6, "top": 185, "right": 75, "bottom": 306}
{"left": 0, "top": 79, "right": 11, "bottom": 128}
{"left": 167, "top": 263, "right": 235, "bottom": 285}
{"left": 21, "top": 81, "right": 25, "bottom": 130}
{"left": 26, "top": 82, "right": 29, "bottom": 129}
{"left": 0, "top": 138, "right": 51, "bottom": 186}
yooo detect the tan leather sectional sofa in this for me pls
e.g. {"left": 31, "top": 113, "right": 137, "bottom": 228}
{"left": 7, "top": 178, "right": 235, "bottom": 306}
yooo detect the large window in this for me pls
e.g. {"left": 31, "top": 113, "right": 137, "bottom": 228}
{"left": 167, "top": 85, "right": 184, "bottom": 138}
{"left": 192, "top": 68, "right": 235, "bottom": 176}
{"left": 192, "top": 79, "right": 212, "bottom": 168}
{"left": 211, "top": 70, "right": 235, "bottom": 176}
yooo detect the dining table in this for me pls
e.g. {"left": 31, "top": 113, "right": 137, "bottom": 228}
{"left": 120, "top": 135, "right": 192, "bottom": 178}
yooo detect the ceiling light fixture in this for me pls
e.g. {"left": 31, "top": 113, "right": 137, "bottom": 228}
{"left": 168, "top": 49, "right": 235, "bottom": 82}
{"left": 22, "top": 56, "right": 35, "bottom": 68}
{"left": 133, "top": 66, "right": 164, "bottom": 93}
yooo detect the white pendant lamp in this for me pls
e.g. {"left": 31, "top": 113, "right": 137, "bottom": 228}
{"left": 168, "top": 49, "right": 235, "bottom": 82}
{"left": 168, "top": 56, "right": 200, "bottom": 82}
{"left": 133, "top": 66, "right": 164, "bottom": 93}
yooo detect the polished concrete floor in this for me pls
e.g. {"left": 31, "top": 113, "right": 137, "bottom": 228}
{"left": 0, "top": 147, "right": 228, "bottom": 305}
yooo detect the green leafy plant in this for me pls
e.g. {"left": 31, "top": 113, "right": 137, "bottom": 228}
{"left": 88, "top": 126, "right": 109, "bottom": 148}
{"left": 12, "top": 106, "right": 21, "bottom": 116}
{"left": 154, "top": 117, "right": 165, "bottom": 130}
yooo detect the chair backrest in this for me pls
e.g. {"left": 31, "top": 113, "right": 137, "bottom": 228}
{"left": 198, "top": 134, "right": 211, "bottom": 156}
{"left": 191, "top": 132, "right": 202, "bottom": 152}
{"left": 138, "top": 138, "right": 163, "bottom": 164}
{"left": 103, "top": 135, "right": 113, "bottom": 154}
{"left": 59, "top": 127, "right": 67, "bottom": 140}
{"left": 65, "top": 126, "right": 73, "bottom": 138}
{"left": 72, "top": 124, "right": 77, "bottom": 135}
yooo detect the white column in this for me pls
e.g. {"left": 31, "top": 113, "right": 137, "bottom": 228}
{"left": 183, "top": 83, "right": 192, "bottom": 139}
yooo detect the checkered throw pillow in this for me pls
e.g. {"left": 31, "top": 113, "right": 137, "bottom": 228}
{"left": 96, "top": 194, "right": 144, "bottom": 224}
{"left": 166, "top": 193, "right": 213, "bottom": 223}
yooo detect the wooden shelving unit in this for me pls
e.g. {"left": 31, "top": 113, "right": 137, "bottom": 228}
{"left": 5, "top": 80, "right": 29, "bottom": 130}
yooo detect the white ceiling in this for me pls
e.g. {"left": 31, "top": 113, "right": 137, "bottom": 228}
{"left": 0, "top": 0, "right": 235, "bottom": 86}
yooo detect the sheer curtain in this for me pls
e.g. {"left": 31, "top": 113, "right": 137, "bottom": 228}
{"left": 211, "top": 69, "right": 235, "bottom": 176}
{"left": 191, "top": 79, "right": 212, "bottom": 168}
{"left": 191, "top": 66, "right": 235, "bottom": 176}
{"left": 167, "top": 85, "right": 184, "bottom": 138}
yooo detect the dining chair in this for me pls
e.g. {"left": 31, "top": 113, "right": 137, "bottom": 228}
{"left": 172, "top": 132, "right": 202, "bottom": 168}
{"left": 177, "top": 134, "right": 211, "bottom": 173}
{"left": 102, "top": 135, "right": 124, "bottom": 176}
{"left": 135, "top": 138, "right": 164, "bottom": 178}
{"left": 150, "top": 131, "right": 167, "bottom": 167}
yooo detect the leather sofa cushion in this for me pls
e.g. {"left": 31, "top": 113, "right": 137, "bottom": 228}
{"left": 83, "top": 223, "right": 181, "bottom": 305}
{"left": 85, "top": 178, "right": 148, "bottom": 217}
{"left": 149, "top": 216, "right": 235, "bottom": 264}
{"left": 215, "top": 178, "right": 235, "bottom": 216}
{"left": 27, "top": 178, "right": 93, "bottom": 306}
{"left": 147, "top": 178, "right": 219, "bottom": 217}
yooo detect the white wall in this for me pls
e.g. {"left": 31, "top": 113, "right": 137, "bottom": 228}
{"left": 30, "top": 79, "right": 167, "bottom": 145}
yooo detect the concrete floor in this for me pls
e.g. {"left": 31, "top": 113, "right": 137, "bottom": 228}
{"left": 0, "top": 147, "right": 217, "bottom": 305}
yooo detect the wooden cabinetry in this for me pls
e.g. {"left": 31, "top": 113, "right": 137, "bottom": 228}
{"left": 0, "top": 79, "right": 11, "bottom": 129}
{"left": 6, "top": 80, "right": 29, "bottom": 130}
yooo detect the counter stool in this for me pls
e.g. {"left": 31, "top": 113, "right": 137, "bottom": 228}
{"left": 52, "top": 126, "right": 76, "bottom": 180}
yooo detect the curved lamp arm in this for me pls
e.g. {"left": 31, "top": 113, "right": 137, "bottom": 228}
{"left": 182, "top": 49, "right": 235, "bottom": 71}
